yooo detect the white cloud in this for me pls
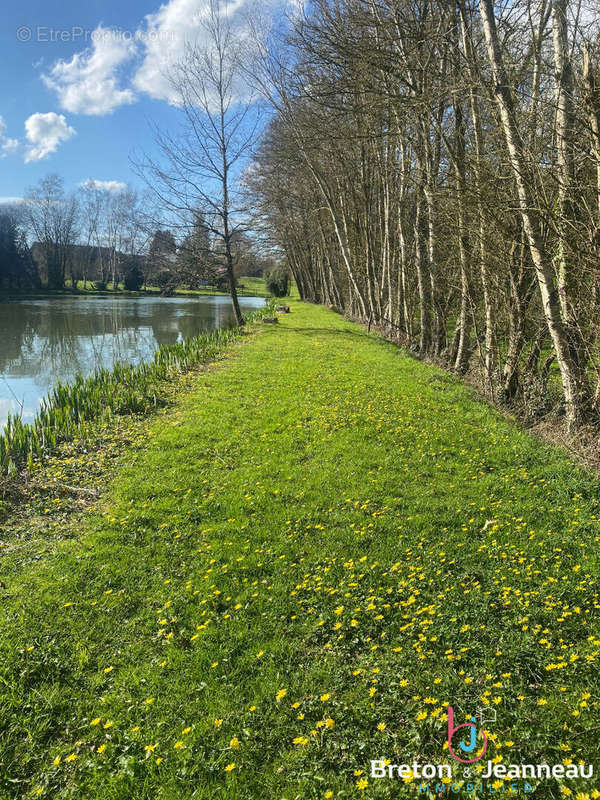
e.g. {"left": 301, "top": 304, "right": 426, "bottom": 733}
{"left": 133, "top": 0, "right": 248, "bottom": 104}
{"left": 0, "top": 116, "right": 19, "bottom": 157}
{"left": 24, "top": 113, "right": 76, "bottom": 162}
{"left": 80, "top": 178, "right": 127, "bottom": 192}
{"left": 39, "top": 2, "right": 294, "bottom": 116}
{"left": 43, "top": 26, "right": 136, "bottom": 115}
{"left": 0, "top": 197, "right": 24, "bottom": 205}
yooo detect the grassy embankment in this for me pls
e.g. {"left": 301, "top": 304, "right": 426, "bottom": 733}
{"left": 1, "top": 303, "right": 600, "bottom": 799}
{"left": 8, "top": 276, "right": 274, "bottom": 299}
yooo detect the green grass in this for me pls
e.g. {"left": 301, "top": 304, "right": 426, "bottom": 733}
{"left": 1, "top": 276, "right": 272, "bottom": 299}
{"left": 1, "top": 303, "right": 599, "bottom": 799}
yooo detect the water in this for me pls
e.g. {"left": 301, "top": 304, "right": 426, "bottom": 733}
{"left": 0, "top": 294, "right": 265, "bottom": 427}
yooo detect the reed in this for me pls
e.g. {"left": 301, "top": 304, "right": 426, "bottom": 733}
{"left": 0, "top": 305, "right": 273, "bottom": 476}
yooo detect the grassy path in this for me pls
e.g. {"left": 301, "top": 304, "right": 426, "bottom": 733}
{"left": 1, "top": 303, "right": 600, "bottom": 799}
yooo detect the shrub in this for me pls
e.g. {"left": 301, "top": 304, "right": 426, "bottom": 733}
{"left": 123, "top": 263, "right": 144, "bottom": 291}
{"left": 266, "top": 266, "right": 290, "bottom": 297}
{"left": 155, "top": 270, "right": 175, "bottom": 289}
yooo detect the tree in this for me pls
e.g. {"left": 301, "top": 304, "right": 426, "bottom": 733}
{"left": 177, "top": 212, "right": 216, "bottom": 287}
{"left": 0, "top": 208, "right": 37, "bottom": 290}
{"left": 136, "top": 0, "right": 261, "bottom": 325}
{"left": 247, "top": 0, "right": 600, "bottom": 431}
{"left": 479, "top": 0, "right": 590, "bottom": 429}
{"left": 148, "top": 229, "right": 177, "bottom": 285}
{"left": 265, "top": 264, "right": 290, "bottom": 297}
{"left": 25, "top": 175, "right": 78, "bottom": 290}
{"left": 123, "top": 260, "right": 145, "bottom": 291}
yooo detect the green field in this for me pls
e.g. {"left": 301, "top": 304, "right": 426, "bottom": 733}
{"left": 1, "top": 304, "right": 599, "bottom": 799}
{"left": 68, "top": 276, "right": 272, "bottom": 298}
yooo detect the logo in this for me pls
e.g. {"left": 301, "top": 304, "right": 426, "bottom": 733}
{"left": 447, "top": 706, "right": 495, "bottom": 763}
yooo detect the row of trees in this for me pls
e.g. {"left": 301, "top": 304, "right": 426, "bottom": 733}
{"left": 0, "top": 176, "right": 149, "bottom": 292}
{"left": 0, "top": 175, "right": 266, "bottom": 293}
{"left": 249, "top": 0, "right": 600, "bottom": 430}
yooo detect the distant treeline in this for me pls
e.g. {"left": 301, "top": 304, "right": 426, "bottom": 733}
{"left": 0, "top": 174, "right": 274, "bottom": 293}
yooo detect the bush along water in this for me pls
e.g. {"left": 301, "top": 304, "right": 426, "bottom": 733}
{"left": 0, "top": 303, "right": 274, "bottom": 476}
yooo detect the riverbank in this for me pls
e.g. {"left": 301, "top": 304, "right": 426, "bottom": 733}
{"left": 1, "top": 304, "right": 599, "bottom": 799}
{"left": 0, "top": 276, "right": 272, "bottom": 300}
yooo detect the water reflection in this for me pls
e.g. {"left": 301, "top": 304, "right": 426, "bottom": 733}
{"left": 0, "top": 294, "right": 265, "bottom": 425}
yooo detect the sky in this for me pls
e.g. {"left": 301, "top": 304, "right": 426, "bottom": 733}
{"left": 0, "top": 0, "right": 294, "bottom": 202}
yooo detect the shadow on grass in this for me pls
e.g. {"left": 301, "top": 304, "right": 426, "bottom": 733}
{"left": 283, "top": 326, "right": 394, "bottom": 347}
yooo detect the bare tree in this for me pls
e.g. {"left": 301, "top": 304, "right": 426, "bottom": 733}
{"left": 247, "top": 0, "right": 600, "bottom": 431}
{"left": 135, "top": 0, "right": 261, "bottom": 325}
{"left": 25, "top": 174, "right": 79, "bottom": 290}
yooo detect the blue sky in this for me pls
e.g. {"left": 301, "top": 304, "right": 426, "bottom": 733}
{"left": 0, "top": 0, "right": 292, "bottom": 201}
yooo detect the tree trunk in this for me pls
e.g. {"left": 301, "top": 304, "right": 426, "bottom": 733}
{"left": 479, "top": 0, "right": 589, "bottom": 429}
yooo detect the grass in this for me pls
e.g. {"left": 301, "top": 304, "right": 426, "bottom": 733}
{"left": 0, "top": 276, "right": 272, "bottom": 300}
{"left": 1, "top": 303, "right": 599, "bottom": 799}
{"left": 2, "top": 277, "right": 272, "bottom": 299}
